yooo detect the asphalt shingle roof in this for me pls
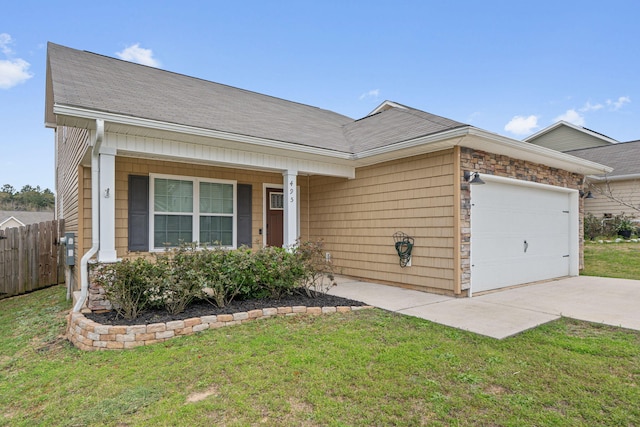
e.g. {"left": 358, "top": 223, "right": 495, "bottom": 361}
{"left": 0, "top": 211, "right": 54, "bottom": 227}
{"left": 46, "top": 43, "right": 467, "bottom": 154}
{"left": 566, "top": 140, "right": 640, "bottom": 177}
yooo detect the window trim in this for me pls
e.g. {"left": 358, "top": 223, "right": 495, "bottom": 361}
{"left": 269, "top": 192, "right": 284, "bottom": 210}
{"left": 149, "top": 173, "right": 237, "bottom": 251}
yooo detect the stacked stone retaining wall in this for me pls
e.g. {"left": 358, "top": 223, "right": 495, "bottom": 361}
{"left": 67, "top": 304, "right": 373, "bottom": 351}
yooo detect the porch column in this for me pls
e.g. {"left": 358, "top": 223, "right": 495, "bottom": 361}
{"left": 282, "top": 170, "right": 298, "bottom": 248}
{"left": 98, "top": 146, "right": 118, "bottom": 262}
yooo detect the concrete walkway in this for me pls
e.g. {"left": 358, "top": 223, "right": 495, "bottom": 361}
{"left": 328, "top": 276, "right": 640, "bottom": 339}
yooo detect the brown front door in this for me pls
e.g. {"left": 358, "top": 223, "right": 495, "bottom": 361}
{"left": 266, "top": 187, "right": 283, "bottom": 247}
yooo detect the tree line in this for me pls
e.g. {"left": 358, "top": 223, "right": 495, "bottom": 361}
{"left": 0, "top": 184, "right": 55, "bottom": 211}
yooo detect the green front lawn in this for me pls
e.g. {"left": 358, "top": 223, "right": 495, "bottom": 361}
{"left": 1, "top": 285, "right": 639, "bottom": 426}
{"left": 583, "top": 242, "right": 640, "bottom": 279}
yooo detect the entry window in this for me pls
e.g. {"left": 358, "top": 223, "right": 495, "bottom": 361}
{"left": 151, "top": 175, "right": 236, "bottom": 249}
{"left": 270, "top": 192, "right": 284, "bottom": 210}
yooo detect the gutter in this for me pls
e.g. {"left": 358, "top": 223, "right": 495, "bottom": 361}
{"left": 587, "top": 173, "right": 640, "bottom": 182}
{"left": 73, "top": 119, "right": 104, "bottom": 312}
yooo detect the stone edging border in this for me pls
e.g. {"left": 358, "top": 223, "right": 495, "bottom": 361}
{"left": 67, "top": 304, "right": 374, "bottom": 351}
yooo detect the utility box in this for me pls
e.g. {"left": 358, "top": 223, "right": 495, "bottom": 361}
{"left": 62, "top": 232, "right": 76, "bottom": 266}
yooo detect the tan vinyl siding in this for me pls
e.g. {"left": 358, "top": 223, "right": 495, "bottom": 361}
{"left": 113, "top": 157, "right": 310, "bottom": 257}
{"left": 56, "top": 126, "right": 89, "bottom": 233}
{"left": 309, "top": 150, "right": 456, "bottom": 294}
{"left": 529, "top": 126, "right": 612, "bottom": 152}
{"left": 56, "top": 126, "right": 90, "bottom": 290}
{"left": 585, "top": 179, "right": 640, "bottom": 218}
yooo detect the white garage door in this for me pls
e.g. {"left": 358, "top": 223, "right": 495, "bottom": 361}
{"left": 471, "top": 177, "right": 577, "bottom": 293}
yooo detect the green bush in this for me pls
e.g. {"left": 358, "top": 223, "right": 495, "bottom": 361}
{"left": 93, "top": 240, "right": 336, "bottom": 319}
{"left": 93, "top": 258, "right": 162, "bottom": 320}
{"left": 584, "top": 213, "right": 601, "bottom": 240}
{"left": 199, "top": 247, "right": 256, "bottom": 308}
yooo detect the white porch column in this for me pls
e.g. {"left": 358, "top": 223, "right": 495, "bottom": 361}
{"left": 98, "top": 146, "right": 118, "bottom": 262}
{"left": 282, "top": 170, "right": 298, "bottom": 248}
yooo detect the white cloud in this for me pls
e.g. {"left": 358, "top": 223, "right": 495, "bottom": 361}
{"left": 579, "top": 101, "right": 604, "bottom": 112}
{"left": 0, "top": 33, "right": 14, "bottom": 55}
{"left": 504, "top": 115, "right": 539, "bottom": 135}
{"left": 359, "top": 89, "right": 379, "bottom": 100}
{"left": 116, "top": 43, "right": 160, "bottom": 67}
{"left": 0, "top": 34, "right": 33, "bottom": 89}
{"left": 606, "top": 96, "right": 631, "bottom": 111}
{"left": 0, "top": 58, "right": 33, "bottom": 89}
{"left": 555, "top": 109, "right": 585, "bottom": 126}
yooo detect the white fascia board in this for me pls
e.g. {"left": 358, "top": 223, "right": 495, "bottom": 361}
{"left": 52, "top": 104, "right": 353, "bottom": 161}
{"left": 368, "top": 100, "right": 408, "bottom": 116}
{"left": 0, "top": 216, "right": 25, "bottom": 228}
{"left": 353, "top": 126, "right": 612, "bottom": 176}
{"left": 524, "top": 120, "right": 618, "bottom": 144}
{"left": 466, "top": 128, "right": 613, "bottom": 176}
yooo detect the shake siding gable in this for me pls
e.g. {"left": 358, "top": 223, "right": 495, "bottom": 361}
{"left": 309, "top": 150, "right": 456, "bottom": 294}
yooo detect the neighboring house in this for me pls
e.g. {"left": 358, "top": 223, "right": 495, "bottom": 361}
{"left": 0, "top": 210, "right": 54, "bottom": 231}
{"left": 566, "top": 141, "right": 640, "bottom": 218}
{"left": 524, "top": 120, "right": 618, "bottom": 152}
{"left": 525, "top": 121, "right": 639, "bottom": 218}
{"left": 45, "top": 43, "right": 610, "bottom": 304}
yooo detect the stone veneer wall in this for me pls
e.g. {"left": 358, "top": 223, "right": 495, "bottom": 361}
{"left": 459, "top": 147, "right": 585, "bottom": 292}
{"left": 67, "top": 304, "right": 373, "bottom": 351}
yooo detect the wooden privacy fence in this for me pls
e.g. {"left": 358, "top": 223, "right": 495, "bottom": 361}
{"left": 0, "top": 219, "right": 65, "bottom": 299}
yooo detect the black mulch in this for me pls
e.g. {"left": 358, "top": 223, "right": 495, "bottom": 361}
{"left": 85, "top": 290, "right": 367, "bottom": 326}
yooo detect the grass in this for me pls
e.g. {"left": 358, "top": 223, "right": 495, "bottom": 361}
{"left": 583, "top": 241, "right": 640, "bottom": 279}
{"left": 1, "top": 285, "right": 639, "bottom": 426}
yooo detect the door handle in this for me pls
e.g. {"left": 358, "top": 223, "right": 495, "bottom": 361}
{"left": 524, "top": 240, "right": 528, "bottom": 253}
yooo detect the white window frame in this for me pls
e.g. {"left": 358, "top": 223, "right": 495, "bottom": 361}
{"left": 149, "top": 173, "right": 237, "bottom": 251}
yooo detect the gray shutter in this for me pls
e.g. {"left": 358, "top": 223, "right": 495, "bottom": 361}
{"left": 237, "top": 184, "right": 252, "bottom": 247}
{"left": 128, "top": 175, "right": 149, "bottom": 251}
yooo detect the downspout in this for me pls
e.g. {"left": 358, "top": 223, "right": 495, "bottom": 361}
{"left": 73, "top": 119, "right": 104, "bottom": 312}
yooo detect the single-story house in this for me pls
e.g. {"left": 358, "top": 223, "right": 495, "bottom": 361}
{"left": 45, "top": 43, "right": 611, "bottom": 310}
{"left": 0, "top": 210, "right": 54, "bottom": 231}
{"left": 525, "top": 121, "right": 639, "bottom": 218}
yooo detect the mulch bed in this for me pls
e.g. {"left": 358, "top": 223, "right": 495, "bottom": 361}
{"left": 85, "top": 290, "right": 367, "bottom": 326}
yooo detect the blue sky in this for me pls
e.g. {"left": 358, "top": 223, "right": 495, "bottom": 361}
{"left": 1, "top": 0, "right": 638, "bottom": 191}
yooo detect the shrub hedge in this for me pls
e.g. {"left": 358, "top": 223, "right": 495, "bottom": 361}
{"left": 93, "top": 241, "right": 336, "bottom": 320}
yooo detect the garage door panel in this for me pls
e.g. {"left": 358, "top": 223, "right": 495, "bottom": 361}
{"left": 471, "top": 180, "right": 572, "bottom": 293}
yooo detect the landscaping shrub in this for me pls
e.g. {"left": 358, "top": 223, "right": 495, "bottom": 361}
{"left": 252, "top": 246, "right": 303, "bottom": 299}
{"left": 92, "top": 240, "right": 336, "bottom": 319}
{"left": 93, "top": 258, "right": 162, "bottom": 320}
{"left": 152, "top": 244, "right": 207, "bottom": 315}
{"left": 294, "top": 240, "right": 337, "bottom": 297}
{"left": 583, "top": 213, "right": 601, "bottom": 240}
{"left": 199, "top": 247, "right": 256, "bottom": 307}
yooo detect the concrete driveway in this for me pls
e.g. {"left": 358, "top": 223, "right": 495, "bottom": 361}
{"left": 328, "top": 276, "right": 640, "bottom": 339}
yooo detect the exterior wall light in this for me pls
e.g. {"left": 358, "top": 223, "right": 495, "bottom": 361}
{"left": 464, "top": 171, "right": 485, "bottom": 185}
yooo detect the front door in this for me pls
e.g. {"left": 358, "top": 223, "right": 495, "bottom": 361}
{"left": 266, "top": 187, "right": 284, "bottom": 247}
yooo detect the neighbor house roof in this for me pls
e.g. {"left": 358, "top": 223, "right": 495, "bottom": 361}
{"left": 0, "top": 211, "right": 54, "bottom": 229}
{"left": 566, "top": 140, "right": 640, "bottom": 179}
{"left": 45, "top": 42, "right": 612, "bottom": 176}
{"left": 524, "top": 121, "right": 619, "bottom": 146}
